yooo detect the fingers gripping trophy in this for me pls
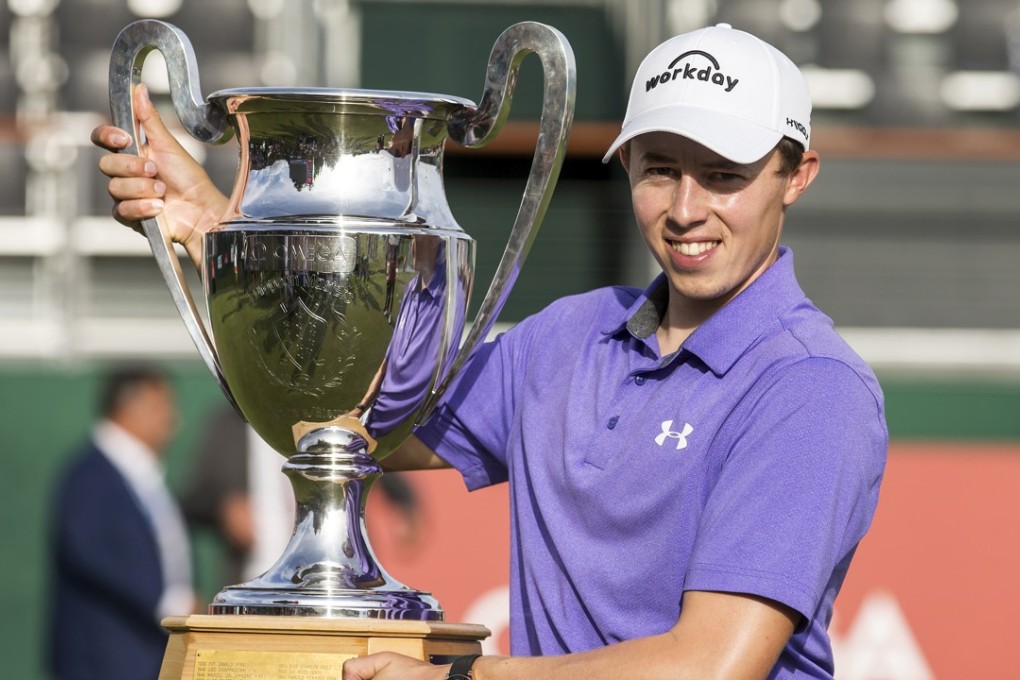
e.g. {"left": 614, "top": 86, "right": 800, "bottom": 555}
{"left": 107, "top": 19, "right": 574, "bottom": 679}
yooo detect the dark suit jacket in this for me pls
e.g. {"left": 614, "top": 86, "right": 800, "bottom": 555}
{"left": 48, "top": 442, "right": 167, "bottom": 680}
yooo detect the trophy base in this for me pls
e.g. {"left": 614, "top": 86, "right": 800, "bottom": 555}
{"left": 158, "top": 614, "right": 489, "bottom": 680}
{"left": 210, "top": 585, "right": 444, "bottom": 619}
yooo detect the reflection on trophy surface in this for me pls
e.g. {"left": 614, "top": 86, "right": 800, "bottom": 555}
{"left": 109, "top": 20, "right": 574, "bottom": 620}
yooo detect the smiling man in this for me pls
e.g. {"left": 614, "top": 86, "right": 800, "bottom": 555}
{"left": 92, "top": 23, "right": 887, "bottom": 680}
{"left": 344, "top": 24, "right": 886, "bottom": 680}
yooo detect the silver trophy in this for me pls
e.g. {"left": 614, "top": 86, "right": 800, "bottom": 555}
{"left": 108, "top": 20, "right": 574, "bottom": 619}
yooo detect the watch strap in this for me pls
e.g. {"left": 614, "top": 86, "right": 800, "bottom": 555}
{"left": 446, "top": 654, "right": 482, "bottom": 680}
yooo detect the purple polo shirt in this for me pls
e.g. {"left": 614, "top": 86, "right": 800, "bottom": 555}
{"left": 368, "top": 260, "right": 449, "bottom": 437}
{"left": 415, "top": 247, "right": 887, "bottom": 679}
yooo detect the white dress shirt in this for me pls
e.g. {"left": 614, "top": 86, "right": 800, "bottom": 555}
{"left": 94, "top": 419, "right": 194, "bottom": 621}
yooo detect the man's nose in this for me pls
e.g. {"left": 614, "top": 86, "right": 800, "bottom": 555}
{"left": 667, "top": 175, "right": 709, "bottom": 227}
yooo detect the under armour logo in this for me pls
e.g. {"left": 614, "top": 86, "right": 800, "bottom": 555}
{"left": 655, "top": 420, "right": 694, "bottom": 449}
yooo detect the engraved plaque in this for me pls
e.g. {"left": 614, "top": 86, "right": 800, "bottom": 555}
{"left": 244, "top": 234, "right": 358, "bottom": 273}
{"left": 193, "top": 649, "right": 355, "bottom": 680}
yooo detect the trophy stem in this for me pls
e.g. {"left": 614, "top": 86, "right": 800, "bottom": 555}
{"left": 210, "top": 429, "right": 443, "bottom": 619}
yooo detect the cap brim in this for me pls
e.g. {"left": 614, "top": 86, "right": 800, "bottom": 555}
{"left": 601, "top": 105, "right": 784, "bottom": 165}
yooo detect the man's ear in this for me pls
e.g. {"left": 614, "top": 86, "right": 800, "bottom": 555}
{"left": 617, "top": 143, "right": 629, "bottom": 170}
{"left": 783, "top": 150, "right": 820, "bottom": 207}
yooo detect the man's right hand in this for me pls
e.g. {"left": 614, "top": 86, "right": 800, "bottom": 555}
{"left": 90, "top": 83, "right": 229, "bottom": 270}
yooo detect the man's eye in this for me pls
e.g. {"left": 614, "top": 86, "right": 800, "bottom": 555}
{"left": 647, "top": 166, "right": 676, "bottom": 177}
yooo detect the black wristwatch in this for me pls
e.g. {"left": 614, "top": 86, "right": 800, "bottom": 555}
{"left": 446, "top": 654, "right": 482, "bottom": 680}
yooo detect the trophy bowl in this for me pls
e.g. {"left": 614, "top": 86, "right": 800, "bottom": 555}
{"left": 108, "top": 20, "right": 574, "bottom": 619}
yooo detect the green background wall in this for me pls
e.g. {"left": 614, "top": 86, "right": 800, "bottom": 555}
{"left": 0, "top": 361, "right": 223, "bottom": 680}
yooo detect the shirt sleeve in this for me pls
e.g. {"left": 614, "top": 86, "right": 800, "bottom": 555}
{"left": 415, "top": 321, "right": 532, "bottom": 491}
{"left": 683, "top": 356, "right": 887, "bottom": 623}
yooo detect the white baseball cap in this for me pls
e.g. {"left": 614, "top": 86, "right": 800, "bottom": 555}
{"left": 602, "top": 23, "right": 811, "bottom": 165}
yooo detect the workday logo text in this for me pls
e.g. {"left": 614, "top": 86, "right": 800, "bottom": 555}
{"left": 646, "top": 50, "right": 739, "bottom": 93}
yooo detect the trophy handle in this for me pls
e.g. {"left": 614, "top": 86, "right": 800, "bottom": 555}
{"left": 108, "top": 20, "right": 242, "bottom": 415}
{"left": 422, "top": 22, "right": 576, "bottom": 419}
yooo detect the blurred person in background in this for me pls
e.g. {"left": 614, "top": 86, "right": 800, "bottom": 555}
{"left": 47, "top": 365, "right": 196, "bottom": 680}
{"left": 180, "top": 405, "right": 292, "bottom": 588}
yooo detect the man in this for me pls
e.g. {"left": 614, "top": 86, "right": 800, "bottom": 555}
{"left": 48, "top": 366, "right": 195, "bottom": 680}
{"left": 92, "top": 24, "right": 886, "bottom": 680}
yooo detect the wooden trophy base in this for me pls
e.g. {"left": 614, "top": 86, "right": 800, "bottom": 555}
{"left": 158, "top": 615, "right": 490, "bottom": 680}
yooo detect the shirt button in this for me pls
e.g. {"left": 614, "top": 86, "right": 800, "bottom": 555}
{"left": 635, "top": 376, "right": 646, "bottom": 386}
{"left": 607, "top": 416, "right": 619, "bottom": 430}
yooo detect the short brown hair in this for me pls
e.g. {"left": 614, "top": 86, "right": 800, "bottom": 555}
{"left": 775, "top": 137, "right": 805, "bottom": 176}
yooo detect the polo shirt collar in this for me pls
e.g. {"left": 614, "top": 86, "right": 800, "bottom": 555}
{"left": 611, "top": 247, "right": 807, "bottom": 375}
